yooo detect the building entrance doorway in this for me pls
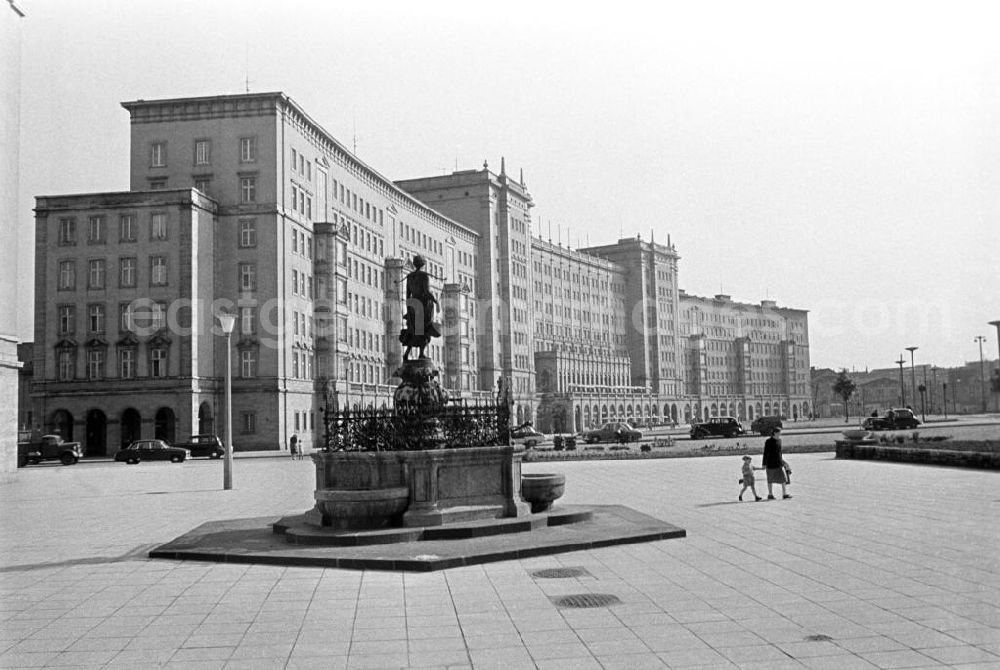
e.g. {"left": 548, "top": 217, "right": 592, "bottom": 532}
{"left": 85, "top": 409, "right": 107, "bottom": 456}
{"left": 121, "top": 408, "right": 141, "bottom": 447}
{"left": 155, "top": 408, "right": 176, "bottom": 443}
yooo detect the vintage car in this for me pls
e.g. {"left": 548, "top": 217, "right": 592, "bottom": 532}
{"left": 114, "top": 439, "right": 190, "bottom": 464}
{"left": 510, "top": 422, "right": 544, "bottom": 448}
{"left": 580, "top": 422, "right": 643, "bottom": 444}
{"left": 862, "top": 408, "right": 921, "bottom": 431}
{"left": 172, "top": 434, "right": 225, "bottom": 458}
{"left": 17, "top": 434, "right": 84, "bottom": 467}
{"left": 689, "top": 416, "right": 745, "bottom": 439}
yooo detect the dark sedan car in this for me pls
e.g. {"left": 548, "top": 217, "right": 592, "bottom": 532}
{"left": 115, "top": 439, "right": 190, "bottom": 464}
{"left": 174, "top": 434, "right": 225, "bottom": 458}
{"left": 690, "top": 416, "right": 745, "bottom": 439}
{"left": 581, "top": 422, "right": 643, "bottom": 444}
{"left": 862, "top": 408, "right": 921, "bottom": 431}
{"left": 510, "top": 422, "right": 544, "bottom": 447}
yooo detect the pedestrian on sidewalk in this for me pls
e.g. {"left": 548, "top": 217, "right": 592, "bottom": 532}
{"left": 289, "top": 433, "right": 299, "bottom": 460}
{"left": 762, "top": 427, "right": 791, "bottom": 500}
{"left": 738, "top": 455, "right": 762, "bottom": 502}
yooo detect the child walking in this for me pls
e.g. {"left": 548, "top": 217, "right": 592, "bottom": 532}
{"left": 739, "top": 455, "right": 762, "bottom": 502}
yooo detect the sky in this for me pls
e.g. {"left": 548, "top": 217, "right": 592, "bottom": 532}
{"left": 13, "top": 0, "right": 1000, "bottom": 372}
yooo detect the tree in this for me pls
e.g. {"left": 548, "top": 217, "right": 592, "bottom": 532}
{"left": 832, "top": 370, "right": 857, "bottom": 423}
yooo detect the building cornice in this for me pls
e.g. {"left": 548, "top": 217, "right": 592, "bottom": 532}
{"left": 121, "top": 92, "right": 479, "bottom": 245}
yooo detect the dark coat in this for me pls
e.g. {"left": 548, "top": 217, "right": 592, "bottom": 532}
{"left": 762, "top": 436, "right": 783, "bottom": 469}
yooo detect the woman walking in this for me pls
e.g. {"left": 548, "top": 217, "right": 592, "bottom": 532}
{"left": 762, "top": 427, "right": 791, "bottom": 500}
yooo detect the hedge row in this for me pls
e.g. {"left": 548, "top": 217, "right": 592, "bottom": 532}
{"left": 835, "top": 440, "right": 1000, "bottom": 469}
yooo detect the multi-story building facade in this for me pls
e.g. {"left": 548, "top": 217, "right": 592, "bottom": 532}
{"left": 2, "top": 0, "right": 25, "bottom": 481}
{"left": 25, "top": 92, "right": 811, "bottom": 454}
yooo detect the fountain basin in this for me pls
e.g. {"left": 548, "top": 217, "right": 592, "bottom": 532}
{"left": 521, "top": 473, "right": 566, "bottom": 513}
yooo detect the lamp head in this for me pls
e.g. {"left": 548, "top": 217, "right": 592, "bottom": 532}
{"left": 218, "top": 312, "right": 236, "bottom": 335}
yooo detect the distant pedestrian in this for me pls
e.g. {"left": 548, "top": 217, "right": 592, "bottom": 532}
{"left": 762, "top": 427, "right": 791, "bottom": 500}
{"left": 738, "top": 455, "right": 762, "bottom": 502}
{"left": 289, "top": 434, "right": 298, "bottom": 460}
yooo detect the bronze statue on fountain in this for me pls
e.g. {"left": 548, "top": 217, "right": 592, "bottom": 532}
{"left": 394, "top": 255, "right": 447, "bottom": 412}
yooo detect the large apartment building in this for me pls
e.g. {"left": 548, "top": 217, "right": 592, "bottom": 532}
{"left": 26, "top": 92, "right": 811, "bottom": 454}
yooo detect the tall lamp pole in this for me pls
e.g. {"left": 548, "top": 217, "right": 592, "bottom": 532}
{"left": 896, "top": 355, "right": 907, "bottom": 407}
{"left": 218, "top": 312, "right": 236, "bottom": 490}
{"left": 905, "top": 346, "right": 918, "bottom": 410}
{"left": 975, "top": 335, "right": 987, "bottom": 413}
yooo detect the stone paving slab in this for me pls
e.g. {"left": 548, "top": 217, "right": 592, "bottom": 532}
{"left": 149, "top": 506, "right": 686, "bottom": 571}
{"left": 2, "top": 451, "right": 999, "bottom": 669}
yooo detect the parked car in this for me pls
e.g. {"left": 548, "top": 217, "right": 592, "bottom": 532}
{"left": 862, "top": 408, "right": 921, "bottom": 431}
{"left": 750, "top": 415, "right": 783, "bottom": 436}
{"left": 580, "top": 422, "right": 643, "bottom": 444}
{"left": 689, "top": 416, "right": 745, "bottom": 439}
{"left": 510, "top": 422, "right": 544, "bottom": 448}
{"left": 172, "top": 434, "right": 225, "bottom": 458}
{"left": 17, "top": 434, "right": 85, "bottom": 467}
{"left": 114, "top": 439, "right": 190, "bottom": 464}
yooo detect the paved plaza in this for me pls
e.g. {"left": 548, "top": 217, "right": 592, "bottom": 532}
{"left": 1, "top": 452, "right": 998, "bottom": 669}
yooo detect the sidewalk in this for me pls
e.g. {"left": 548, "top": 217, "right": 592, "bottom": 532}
{"left": 2, "top": 453, "right": 998, "bottom": 668}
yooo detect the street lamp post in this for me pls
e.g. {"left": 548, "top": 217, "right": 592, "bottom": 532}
{"left": 896, "top": 355, "right": 906, "bottom": 407}
{"left": 905, "top": 346, "right": 918, "bottom": 410}
{"left": 975, "top": 335, "right": 987, "bottom": 413}
{"left": 942, "top": 382, "right": 948, "bottom": 419}
{"left": 218, "top": 312, "right": 236, "bottom": 490}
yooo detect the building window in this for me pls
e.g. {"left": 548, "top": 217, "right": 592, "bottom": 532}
{"left": 239, "top": 218, "right": 256, "bottom": 247}
{"left": 119, "top": 303, "right": 134, "bottom": 332}
{"left": 87, "top": 216, "right": 106, "bottom": 244}
{"left": 292, "top": 270, "right": 298, "bottom": 295}
{"left": 88, "top": 259, "right": 106, "bottom": 289}
{"left": 240, "top": 349, "right": 257, "bottom": 378}
{"left": 119, "top": 257, "right": 136, "bottom": 287}
{"left": 58, "top": 260, "right": 76, "bottom": 290}
{"left": 239, "top": 263, "right": 256, "bottom": 292}
{"left": 151, "top": 302, "right": 166, "bottom": 331}
{"left": 150, "top": 347, "right": 167, "bottom": 377}
{"left": 240, "top": 176, "right": 257, "bottom": 203}
{"left": 150, "top": 142, "right": 166, "bottom": 167}
{"left": 195, "top": 139, "right": 211, "bottom": 165}
{"left": 240, "top": 136, "right": 257, "bottom": 163}
{"left": 58, "top": 305, "right": 75, "bottom": 335}
{"left": 88, "top": 304, "right": 105, "bottom": 333}
{"left": 240, "top": 306, "right": 255, "bottom": 335}
{"left": 118, "top": 348, "right": 135, "bottom": 379}
{"left": 240, "top": 411, "right": 256, "bottom": 434}
{"left": 87, "top": 349, "right": 105, "bottom": 380}
{"left": 151, "top": 213, "right": 167, "bottom": 240}
{"left": 150, "top": 256, "right": 168, "bottom": 286}
{"left": 336, "top": 277, "right": 347, "bottom": 304}
{"left": 119, "top": 215, "right": 136, "bottom": 242}
{"left": 149, "top": 179, "right": 167, "bottom": 190}
{"left": 292, "top": 352, "right": 299, "bottom": 378}
{"left": 58, "top": 350, "right": 75, "bottom": 381}
{"left": 194, "top": 178, "right": 211, "bottom": 194}
{"left": 58, "top": 218, "right": 77, "bottom": 245}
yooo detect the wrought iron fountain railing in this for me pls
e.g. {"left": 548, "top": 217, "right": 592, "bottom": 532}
{"left": 322, "top": 387, "right": 512, "bottom": 452}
